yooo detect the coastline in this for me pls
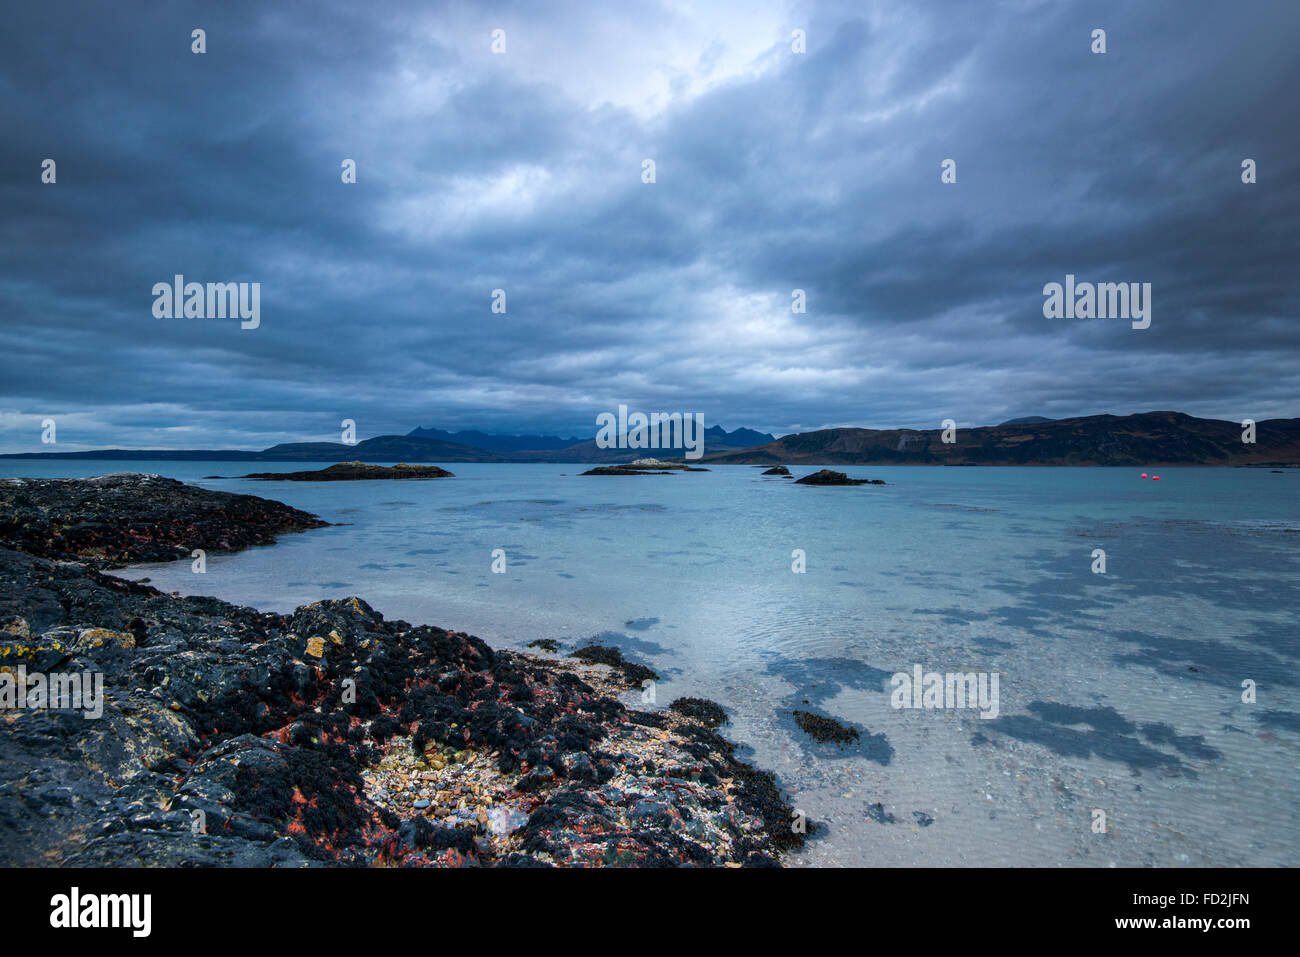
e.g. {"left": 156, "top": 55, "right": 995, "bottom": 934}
{"left": 0, "top": 473, "right": 803, "bottom": 867}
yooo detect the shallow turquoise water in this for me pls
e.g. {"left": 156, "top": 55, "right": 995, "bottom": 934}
{"left": 8, "top": 460, "right": 1298, "bottom": 866}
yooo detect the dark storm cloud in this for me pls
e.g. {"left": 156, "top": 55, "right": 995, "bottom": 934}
{"left": 1, "top": 0, "right": 1296, "bottom": 450}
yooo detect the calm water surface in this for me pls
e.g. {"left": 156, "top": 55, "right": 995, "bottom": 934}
{"left": 8, "top": 460, "right": 1297, "bottom": 866}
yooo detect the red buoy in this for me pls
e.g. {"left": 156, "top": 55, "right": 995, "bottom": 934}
{"left": 1141, "top": 473, "right": 1148, "bottom": 478}
{"left": 1152, "top": 476, "right": 1160, "bottom": 481}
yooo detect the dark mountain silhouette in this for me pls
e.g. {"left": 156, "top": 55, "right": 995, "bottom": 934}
{"left": 0, "top": 436, "right": 505, "bottom": 464}
{"left": 0, "top": 423, "right": 773, "bottom": 464}
{"left": 706, "top": 425, "right": 776, "bottom": 447}
{"left": 701, "top": 412, "right": 1300, "bottom": 467}
{"left": 406, "top": 426, "right": 584, "bottom": 452}
{"left": 499, "top": 424, "right": 776, "bottom": 463}
{"left": 405, "top": 423, "right": 774, "bottom": 455}
{"left": 998, "top": 416, "right": 1055, "bottom": 426}
{"left": 257, "top": 435, "right": 507, "bottom": 462}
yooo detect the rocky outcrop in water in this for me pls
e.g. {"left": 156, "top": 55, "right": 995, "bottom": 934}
{"left": 580, "top": 466, "right": 675, "bottom": 475}
{"left": 625, "top": 458, "right": 708, "bottom": 471}
{"left": 794, "top": 469, "right": 885, "bottom": 486}
{"left": 580, "top": 458, "right": 709, "bottom": 475}
{"left": 242, "top": 461, "right": 454, "bottom": 481}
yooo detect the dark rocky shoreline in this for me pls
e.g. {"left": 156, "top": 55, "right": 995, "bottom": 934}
{"left": 0, "top": 474, "right": 803, "bottom": 867}
{"left": 0, "top": 472, "right": 328, "bottom": 566}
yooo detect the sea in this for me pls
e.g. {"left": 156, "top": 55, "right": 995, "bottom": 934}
{"left": 6, "top": 459, "right": 1297, "bottom": 866}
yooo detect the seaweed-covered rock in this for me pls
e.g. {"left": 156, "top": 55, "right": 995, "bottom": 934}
{"left": 0, "top": 475, "right": 801, "bottom": 867}
{"left": 792, "top": 709, "right": 861, "bottom": 744}
{"left": 569, "top": 644, "right": 659, "bottom": 688}
{"left": 669, "top": 697, "right": 730, "bottom": 728}
{"left": 0, "top": 473, "right": 328, "bottom": 566}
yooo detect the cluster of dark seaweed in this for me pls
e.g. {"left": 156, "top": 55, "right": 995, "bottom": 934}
{"left": 568, "top": 643, "right": 659, "bottom": 688}
{"left": 792, "top": 709, "right": 861, "bottom": 745}
{"left": 669, "top": 697, "right": 730, "bottom": 728}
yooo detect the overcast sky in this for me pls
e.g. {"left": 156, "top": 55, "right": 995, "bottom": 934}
{"left": 2, "top": 0, "right": 1297, "bottom": 451}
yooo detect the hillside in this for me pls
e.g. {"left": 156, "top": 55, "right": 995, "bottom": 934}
{"left": 258, "top": 435, "right": 506, "bottom": 462}
{"left": 701, "top": 412, "right": 1300, "bottom": 467}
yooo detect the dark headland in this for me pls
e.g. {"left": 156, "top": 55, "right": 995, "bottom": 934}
{"left": 703, "top": 411, "right": 1300, "bottom": 467}
{"left": 0, "top": 474, "right": 803, "bottom": 867}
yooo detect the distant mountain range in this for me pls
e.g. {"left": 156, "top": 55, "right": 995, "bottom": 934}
{"left": 998, "top": 416, "right": 1055, "bottom": 426}
{"left": 401, "top": 424, "right": 775, "bottom": 456}
{"left": 406, "top": 427, "right": 585, "bottom": 452}
{"left": 0, "top": 424, "right": 776, "bottom": 464}
{"left": 2, "top": 413, "right": 1296, "bottom": 466}
{"left": 701, "top": 411, "right": 1300, "bottom": 467}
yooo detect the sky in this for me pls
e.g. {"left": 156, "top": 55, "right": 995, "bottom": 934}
{"left": 2, "top": 0, "right": 1297, "bottom": 451}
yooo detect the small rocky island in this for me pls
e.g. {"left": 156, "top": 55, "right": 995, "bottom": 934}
{"left": 794, "top": 469, "right": 886, "bottom": 486}
{"left": 242, "top": 461, "right": 454, "bottom": 481}
{"left": 0, "top": 473, "right": 803, "bottom": 867}
{"left": 761, "top": 466, "right": 791, "bottom": 476}
{"left": 581, "top": 458, "right": 710, "bottom": 475}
